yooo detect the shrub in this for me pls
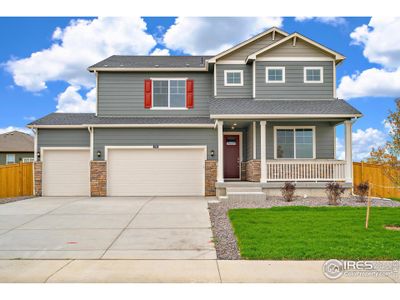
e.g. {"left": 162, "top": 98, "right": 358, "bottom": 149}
{"left": 281, "top": 182, "right": 296, "bottom": 202}
{"left": 356, "top": 182, "right": 370, "bottom": 203}
{"left": 325, "top": 182, "right": 345, "bottom": 205}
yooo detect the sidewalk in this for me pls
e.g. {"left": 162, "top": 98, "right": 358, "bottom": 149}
{"left": 0, "top": 260, "right": 398, "bottom": 283}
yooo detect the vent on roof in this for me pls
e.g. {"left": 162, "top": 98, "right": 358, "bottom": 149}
{"left": 154, "top": 64, "right": 159, "bottom": 68}
{"left": 186, "top": 63, "right": 190, "bottom": 67}
{"left": 104, "top": 64, "right": 108, "bottom": 67}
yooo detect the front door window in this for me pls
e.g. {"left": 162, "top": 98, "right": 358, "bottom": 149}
{"left": 223, "top": 135, "right": 240, "bottom": 179}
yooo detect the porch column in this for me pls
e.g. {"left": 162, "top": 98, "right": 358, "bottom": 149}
{"left": 217, "top": 120, "right": 224, "bottom": 182}
{"left": 260, "top": 121, "right": 267, "bottom": 183}
{"left": 344, "top": 120, "right": 353, "bottom": 183}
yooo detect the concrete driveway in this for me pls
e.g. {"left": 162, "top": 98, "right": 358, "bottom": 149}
{"left": 0, "top": 196, "right": 216, "bottom": 259}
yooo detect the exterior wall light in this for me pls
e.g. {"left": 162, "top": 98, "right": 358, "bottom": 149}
{"left": 97, "top": 150, "right": 102, "bottom": 158}
{"left": 210, "top": 150, "right": 215, "bottom": 157}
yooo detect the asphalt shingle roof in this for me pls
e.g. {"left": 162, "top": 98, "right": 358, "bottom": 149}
{"left": 89, "top": 55, "right": 213, "bottom": 70}
{"left": 0, "top": 131, "right": 34, "bottom": 152}
{"left": 28, "top": 114, "right": 214, "bottom": 126}
{"left": 209, "top": 99, "right": 362, "bottom": 116}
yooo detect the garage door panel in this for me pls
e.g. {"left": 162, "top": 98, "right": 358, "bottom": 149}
{"left": 42, "top": 149, "right": 90, "bottom": 196}
{"left": 108, "top": 148, "right": 205, "bottom": 196}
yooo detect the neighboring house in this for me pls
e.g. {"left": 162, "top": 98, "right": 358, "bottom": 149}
{"left": 0, "top": 131, "right": 34, "bottom": 165}
{"left": 28, "top": 27, "right": 362, "bottom": 198}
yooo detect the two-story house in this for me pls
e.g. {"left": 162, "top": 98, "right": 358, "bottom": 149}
{"left": 28, "top": 27, "right": 362, "bottom": 199}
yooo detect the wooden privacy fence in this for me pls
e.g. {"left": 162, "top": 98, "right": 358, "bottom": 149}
{"left": 0, "top": 162, "right": 33, "bottom": 198}
{"left": 353, "top": 162, "right": 400, "bottom": 199}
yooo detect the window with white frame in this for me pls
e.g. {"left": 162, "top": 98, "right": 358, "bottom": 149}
{"left": 152, "top": 79, "right": 186, "bottom": 108}
{"left": 266, "top": 67, "right": 285, "bottom": 83}
{"left": 6, "top": 153, "right": 16, "bottom": 164}
{"left": 275, "top": 127, "right": 315, "bottom": 159}
{"left": 304, "top": 67, "right": 323, "bottom": 83}
{"left": 224, "top": 70, "right": 243, "bottom": 86}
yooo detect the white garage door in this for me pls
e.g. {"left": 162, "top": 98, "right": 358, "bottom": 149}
{"left": 107, "top": 147, "right": 205, "bottom": 196}
{"left": 42, "top": 149, "right": 90, "bottom": 196}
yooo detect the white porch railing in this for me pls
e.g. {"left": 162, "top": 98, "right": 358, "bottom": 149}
{"left": 266, "top": 159, "right": 346, "bottom": 182}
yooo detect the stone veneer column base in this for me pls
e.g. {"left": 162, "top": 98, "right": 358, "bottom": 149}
{"left": 241, "top": 162, "right": 247, "bottom": 181}
{"left": 34, "top": 161, "right": 42, "bottom": 196}
{"left": 245, "top": 160, "right": 261, "bottom": 182}
{"left": 90, "top": 161, "right": 107, "bottom": 197}
{"left": 205, "top": 160, "right": 217, "bottom": 196}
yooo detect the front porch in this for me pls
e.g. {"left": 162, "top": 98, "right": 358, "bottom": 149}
{"left": 214, "top": 119, "right": 354, "bottom": 198}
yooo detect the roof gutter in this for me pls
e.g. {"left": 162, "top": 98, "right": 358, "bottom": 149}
{"left": 28, "top": 123, "right": 215, "bottom": 129}
{"left": 87, "top": 66, "right": 209, "bottom": 72}
{"left": 210, "top": 113, "right": 363, "bottom": 119}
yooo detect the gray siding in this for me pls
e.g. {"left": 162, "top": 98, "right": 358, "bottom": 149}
{"left": 98, "top": 72, "right": 213, "bottom": 117}
{"left": 37, "top": 129, "right": 89, "bottom": 155}
{"left": 264, "top": 121, "right": 335, "bottom": 159}
{"left": 94, "top": 128, "right": 217, "bottom": 160}
{"left": 0, "top": 152, "right": 33, "bottom": 165}
{"left": 256, "top": 61, "right": 334, "bottom": 99}
{"left": 216, "top": 64, "right": 252, "bottom": 98}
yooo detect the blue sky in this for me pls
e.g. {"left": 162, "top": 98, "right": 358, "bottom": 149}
{"left": 0, "top": 17, "right": 398, "bottom": 161}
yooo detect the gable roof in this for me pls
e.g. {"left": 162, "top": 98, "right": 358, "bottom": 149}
{"left": 246, "top": 32, "right": 345, "bottom": 63}
{"left": 88, "top": 55, "right": 213, "bottom": 72}
{"left": 0, "top": 131, "right": 34, "bottom": 152}
{"left": 208, "top": 27, "right": 289, "bottom": 63}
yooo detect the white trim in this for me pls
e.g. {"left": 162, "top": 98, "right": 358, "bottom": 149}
{"left": 246, "top": 32, "right": 345, "bottom": 63}
{"left": 252, "top": 121, "right": 256, "bottom": 159}
{"left": 210, "top": 114, "right": 362, "bottom": 119}
{"left": 5, "top": 153, "right": 16, "bottom": 164}
{"left": 40, "top": 147, "right": 91, "bottom": 161}
{"left": 88, "top": 127, "right": 94, "bottom": 161}
{"left": 104, "top": 145, "right": 208, "bottom": 162}
{"left": 151, "top": 78, "right": 187, "bottom": 109}
{"left": 260, "top": 121, "right": 267, "bottom": 183}
{"left": 333, "top": 60, "right": 337, "bottom": 98}
{"left": 216, "top": 60, "right": 246, "bottom": 65}
{"left": 344, "top": 120, "right": 353, "bottom": 183}
{"left": 22, "top": 157, "right": 34, "bottom": 163}
{"left": 150, "top": 77, "right": 188, "bottom": 81}
{"left": 217, "top": 120, "right": 224, "bottom": 183}
{"left": 304, "top": 67, "right": 324, "bottom": 83}
{"left": 273, "top": 126, "right": 316, "bottom": 160}
{"left": 266, "top": 67, "right": 285, "bottom": 83}
{"left": 252, "top": 61, "right": 256, "bottom": 98}
{"left": 333, "top": 126, "right": 337, "bottom": 159}
{"left": 223, "top": 132, "right": 243, "bottom": 180}
{"left": 256, "top": 57, "right": 334, "bottom": 62}
{"left": 272, "top": 30, "right": 276, "bottom": 41}
{"left": 292, "top": 36, "right": 297, "bottom": 47}
{"left": 33, "top": 128, "right": 38, "bottom": 162}
{"left": 29, "top": 124, "right": 216, "bottom": 129}
{"left": 208, "top": 28, "right": 289, "bottom": 63}
{"left": 214, "top": 64, "right": 217, "bottom": 96}
{"left": 88, "top": 67, "right": 207, "bottom": 72}
{"left": 223, "top": 70, "right": 244, "bottom": 87}
{"left": 95, "top": 71, "right": 98, "bottom": 116}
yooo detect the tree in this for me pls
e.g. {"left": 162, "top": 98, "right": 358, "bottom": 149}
{"left": 368, "top": 98, "right": 400, "bottom": 187}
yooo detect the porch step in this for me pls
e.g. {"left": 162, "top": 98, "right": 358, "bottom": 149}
{"left": 226, "top": 191, "right": 266, "bottom": 201}
{"left": 226, "top": 186, "right": 263, "bottom": 193}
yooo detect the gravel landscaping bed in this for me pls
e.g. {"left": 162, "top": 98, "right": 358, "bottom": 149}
{"left": 208, "top": 196, "right": 400, "bottom": 260}
{"left": 0, "top": 196, "right": 35, "bottom": 205}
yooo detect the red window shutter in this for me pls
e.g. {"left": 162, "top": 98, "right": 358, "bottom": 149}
{"left": 144, "top": 79, "right": 152, "bottom": 108}
{"left": 186, "top": 79, "right": 194, "bottom": 109}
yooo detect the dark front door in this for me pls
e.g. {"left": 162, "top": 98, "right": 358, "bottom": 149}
{"left": 223, "top": 134, "right": 240, "bottom": 179}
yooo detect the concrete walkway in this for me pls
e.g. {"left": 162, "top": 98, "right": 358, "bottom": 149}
{"left": 0, "top": 197, "right": 216, "bottom": 259}
{"left": 0, "top": 260, "right": 398, "bottom": 283}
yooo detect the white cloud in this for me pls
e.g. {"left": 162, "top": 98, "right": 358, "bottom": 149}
{"left": 150, "top": 48, "right": 170, "bottom": 56}
{"left": 337, "top": 128, "right": 387, "bottom": 161}
{"left": 337, "top": 67, "right": 400, "bottom": 99}
{"left": 56, "top": 86, "right": 96, "bottom": 113}
{"left": 5, "top": 17, "right": 157, "bottom": 92}
{"left": 295, "top": 17, "right": 347, "bottom": 26}
{"left": 0, "top": 126, "right": 32, "bottom": 135}
{"left": 337, "top": 17, "right": 400, "bottom": 99}
{"left": 163, "top": 17, "right": 283, "bottom": 55}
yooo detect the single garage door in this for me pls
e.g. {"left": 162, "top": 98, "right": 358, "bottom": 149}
{"left": 42, "top": 148, "right": 90, "bottom": 196}
{"left": 107, "top": 147, "right": 206, "bottom": 196}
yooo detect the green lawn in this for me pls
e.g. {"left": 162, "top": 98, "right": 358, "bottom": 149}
{"left": 390, "top": 197, "right": 400, "bottom": 202}
{"left": 228, "top": 206, "right": 400, "bottom": 260}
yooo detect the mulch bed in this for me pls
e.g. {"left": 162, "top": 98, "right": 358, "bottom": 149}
{"left": 208, "top": 196, "right": 400, "bottom": 260}
{"left": 0, "top": 196, "right": 35, "bottom": 205}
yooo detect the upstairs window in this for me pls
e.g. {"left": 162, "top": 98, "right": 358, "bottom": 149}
{"left": 224, "top": 70, "right": 243, "bottom": 86}
{"left": 152, "top": 79, "right": 187, "bottom": 109}
{"left": 275, "top": 127, "right": 315, "bottom": 159}
{"left": 266, "top": 67, "right": 285, "bottom": 83}
{"left": 304, "top": 67, "right": 323, "bottom": 83}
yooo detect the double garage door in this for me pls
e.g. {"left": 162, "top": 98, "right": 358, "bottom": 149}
{"left": 42, "top": 147, "right": 205, "bottom": 196}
